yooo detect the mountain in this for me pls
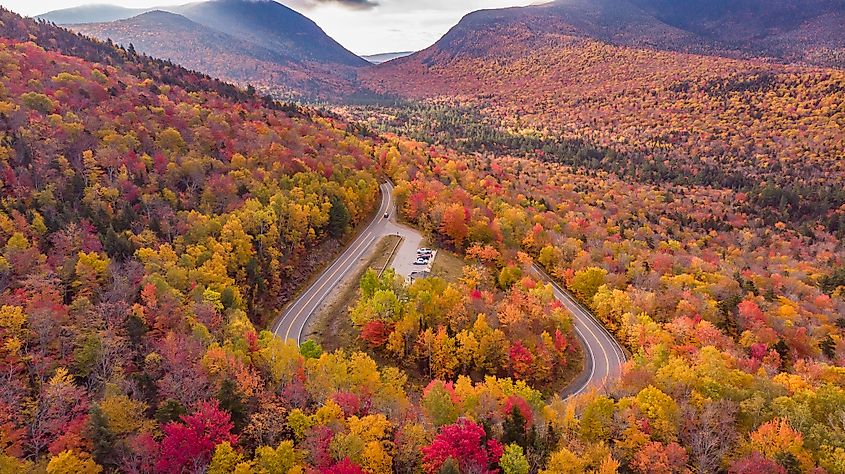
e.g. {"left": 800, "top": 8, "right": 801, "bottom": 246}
{"left": 627, "top": 0, "right": 845, "bottom": 65}
{"left": 37, "top": 4, "right": 149, "bottom": 24}
{"left": 362, "top": 51, "right": 415, "bottom": 64}
{"left": 72, "top": 10, "right": 359, "bottom": 98}
{"left": 402, "top": 0, "right": 845, "bottom": 67}
{"left": 50, "top": 0, "right": 367, "bottom": 98}
{"left": 360, "top": 0, "right": 845, "bottom": 196}
{"left": 171, "top": 0, "right": 366, "bottom": 67}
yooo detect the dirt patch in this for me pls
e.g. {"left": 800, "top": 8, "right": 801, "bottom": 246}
{"left": 303, "top": 235, "right": 402, "bottom": 352}
{"left": 430, "top": 248, "right": 466, "bottom": 283}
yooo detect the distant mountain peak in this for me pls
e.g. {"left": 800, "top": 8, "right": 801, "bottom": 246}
{"left": 38, "top": 4, "right": 151, "bottom": 24}
{"left": 66, "top": 0, "right": 366, "bottom": 99}
{"left": 419, "top": 0, "right": 845, "bottom": 68}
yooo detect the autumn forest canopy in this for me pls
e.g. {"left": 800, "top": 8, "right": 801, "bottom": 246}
{"left": 1, "top": 1, "right": 845, "bottom": 474}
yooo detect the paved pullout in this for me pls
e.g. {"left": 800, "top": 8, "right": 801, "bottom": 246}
{"left": 273, "top": 182, "right": 626, "bottom": 396}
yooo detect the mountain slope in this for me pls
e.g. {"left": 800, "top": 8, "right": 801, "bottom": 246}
{"left": 626, "top": 0, "right": 845, "bottom": 64}
{"left": 75, "top": 10, "right": 289, "bottom": 65}
{"left": 171, "top": 0, "right": 366, "bottom": 67}
{"left": 72, "top": 10, "right": 360, "bottom": 98}
{"left": 361, "top": 2, "right": 845, "bottom": 198}
{"left": 37, "top": 4, "right": 149, "bottom": 24}
{"left": 50, "top": 0, "right": 367, "bottom": 98}
{"left": 405, "top": 0, "right": 845, "bottom": 67}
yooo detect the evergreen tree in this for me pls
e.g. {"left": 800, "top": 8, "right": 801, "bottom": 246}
{"left": 156, "top": 399, "right": 187, "bottom": 424}
{"left": 502, "top": 406, "right": 527, "bottom": 447}
{"left": 217, "top": 378, "right": 247, "bottom": 432}
{"left": 88, "top": 405, "right": 114, "bottom": 467}
{"left": 328, "top": 195, "right": 351, "bottom": 238}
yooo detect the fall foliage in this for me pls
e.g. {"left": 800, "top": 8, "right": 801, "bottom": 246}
{"left": 0, "top": 6, "right": 843, "bottom": 474}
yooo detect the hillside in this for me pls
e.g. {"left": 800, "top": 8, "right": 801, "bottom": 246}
{"left": 0, "top": 8, "right": 583, "bottom": 472}
{"left": 423, "top": 0, "right": 845, "bottom": 67}
{"left": 2, "top": 6, "right": 845, "bottom": 474}
{"left": 361, "top": 19, "right": 845, "bottom": 217}
{"left": 171, "top": 0, "right": 365, "bottom": 67}
{"left": 73, "top": 10, "right": 360, "bottom": 99}
{"left": 61, "top": 0, "right": 366, "bottom": 99}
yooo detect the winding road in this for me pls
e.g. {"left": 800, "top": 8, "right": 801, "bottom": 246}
{"left": 272, "top": 182, "right": 626, "bottom": 396}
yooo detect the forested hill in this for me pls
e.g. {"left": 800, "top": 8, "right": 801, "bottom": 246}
{"left": 47, "top": 0, "right": 367, "bottom": 99}
{"left": 2, "top": 7, "right": 845, "bottom": 474}
{"left": 361, "top": 2, "right": 845, "bottom": 226}
{"left": 427, "top": 0, "right": 845, "bottom": 67}
{"left": 0, "top": 8, "right": 278, "bottom": 108}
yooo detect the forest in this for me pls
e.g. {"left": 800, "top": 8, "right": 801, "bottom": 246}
{"left": 0, "top": 7, "right": 843, "bottom": 474}
{"left": 383, "top": 138, "right": 845, "bottom": 473}
{"left": 363, "top": 34, "right": 845, "bottom": 224}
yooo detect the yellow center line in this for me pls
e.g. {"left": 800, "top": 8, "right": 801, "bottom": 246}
{"left": 283, "top": 230, "right": 374, "bottom": 342}
{"left": 279, "top": 183, "right": 391, "bottom": 342}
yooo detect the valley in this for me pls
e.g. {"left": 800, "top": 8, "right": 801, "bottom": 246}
{"left": 0, "top": 1, "right": 843, "bottom": 473}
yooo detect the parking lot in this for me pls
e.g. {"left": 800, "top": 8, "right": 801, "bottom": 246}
{"left": 386, "top": 235, "right": 439, "bottom": 282}
{"left": 407, "top": 248, "right": 436, "bottom": 281}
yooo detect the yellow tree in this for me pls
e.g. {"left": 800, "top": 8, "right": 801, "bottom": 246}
{"left": 46, "top": 451, "right": 102, "bottom": 474}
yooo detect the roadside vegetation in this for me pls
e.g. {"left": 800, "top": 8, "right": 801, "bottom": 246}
{"left": 0, "top": 8, "right": 843, "bottom": 474}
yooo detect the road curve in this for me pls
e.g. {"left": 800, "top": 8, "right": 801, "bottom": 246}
{"left": 272, "top": 181, "right": 394, "bottom": 344}
{"left": 531, "top": 264, "right": 627, "bottom": 397}
{"left": 273, "top": 181, "right": 626, "bottom": 397}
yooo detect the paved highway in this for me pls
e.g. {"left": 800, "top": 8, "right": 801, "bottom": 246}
{"left": 531, "top": 264, "right": 626, "bottom": 396}
{"left": 272, "top": 181, "right": 394, "bottom": 344}
{"left": 273, "top": 182, "right": 626, "bottom": 396}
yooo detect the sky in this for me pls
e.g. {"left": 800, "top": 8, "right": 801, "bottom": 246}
{"left": 4, "top": 0, "right": 537, "bottom": 55}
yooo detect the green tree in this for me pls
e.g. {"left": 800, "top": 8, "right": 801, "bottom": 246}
{"left": 217, "top": 378, "right": 247, "bottom": 432}
{"left": 87, "top": 405, "right": 114, "bottom": 466}
{"left": 328, "top": 195, "right": 351, "bottom": 238}
{"left": 156, "top": 399, "right": 187, "bottom": 424}
{"left": 500, "top": 444, "right": 529, "bottom": 474}
{"left": 300, "top": 339, "right": 323, "bottom": 359}
{"left": 503, "top": 406, "right": 528, "bottom": 447}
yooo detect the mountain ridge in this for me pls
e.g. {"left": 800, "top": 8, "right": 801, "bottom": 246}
{"left": 37, "top": 3, "right": 150, "bottom": 24}
{"left": 411, "top": 0, "right": 845, "bottom": 67}
{"left": 59, "top": 0, "right": 366, "bottom": 98}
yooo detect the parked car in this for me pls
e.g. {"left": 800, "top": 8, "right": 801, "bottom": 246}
{"left": 413, "top": 258, "right": 428, "bottom": 265}
{"left": 417, "top": 248, "right": 433, "bottom": 255}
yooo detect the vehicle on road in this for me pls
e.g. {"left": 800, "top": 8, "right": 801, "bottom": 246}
{"left": 383, "top": 212, "right": 389, "bottom": 218}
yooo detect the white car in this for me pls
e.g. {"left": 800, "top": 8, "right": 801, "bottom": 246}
{"left": 417, "top": 248, "right": 433, "bottom": 255}
{"left": 413, "top": 258, "right": 429, "bottom": 265}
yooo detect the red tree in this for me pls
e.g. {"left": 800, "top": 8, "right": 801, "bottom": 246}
{"left": 360, "top": 320, "right": 393, "bottom": 348}
{"left": 155, "top": 400, "right": 237, "bottom": 474}
{"left": 509, "top": 342, "right": 534, "bottom": 381}
{"left": 322, "top": 458, "right": 365, "bottom": 474}
{"left": 422, "top": 418, "right": 503, "bottom": 474}
{"left": 729, "top": 452, "right": 787, "bottom": 474}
